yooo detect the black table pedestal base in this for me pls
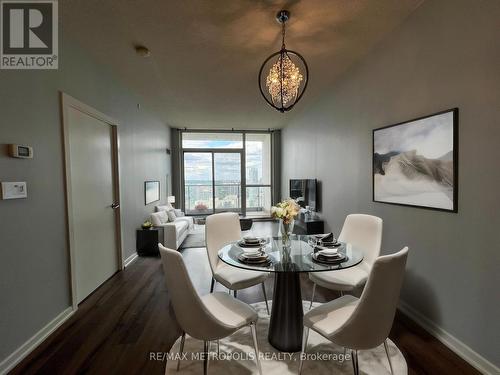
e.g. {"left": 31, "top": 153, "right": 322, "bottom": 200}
{"left": 268, "top": 268, "right": 304, "bottom": 352}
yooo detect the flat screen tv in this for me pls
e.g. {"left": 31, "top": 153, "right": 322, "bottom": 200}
{"left": 290, "top": 179, "right": 317, "bottom": 211}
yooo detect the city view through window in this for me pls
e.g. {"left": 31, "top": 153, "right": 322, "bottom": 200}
{"left": 182, "top": 132, "right": 272, "bottom": 217}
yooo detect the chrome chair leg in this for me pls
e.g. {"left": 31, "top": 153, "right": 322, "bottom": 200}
{"left": 177, "top": 332, "right": 186, "bottom": 371}
{"left": 203, "top": 340, "right": 209, "bottom": 375}
{"left": 384, "top": 339, "right": 394, "bottom": 375}
{"left": 210, "top": 278, "right": 215, "bottom": 293}
{"left": 217, "top": 339, "right": 220, "bottom": 356}
{"left": 309, "top": 283, "right": 316, "bottom": 310}
{"left": 298, "top": 327, "right": 309, "bottom": 375}
{"left": 261, "top": 283, "right": 270, "bottom": 315}
{"left": 351, "top": 349, "right": 359, "bottom": 375}
{"left": 340, "top": 290, "right": 344, "bottom": 297}
{"left": 250, "top": 323, "right": 262, "bottom": 375}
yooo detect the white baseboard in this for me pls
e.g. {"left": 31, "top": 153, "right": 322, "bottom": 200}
{"left": 123, "top": 252, "right": 138, "bottom": 268}
{"left": 0, "top": 307, "right": 74, "bottom": 375}
{"left": 398, "top": 300, "right": 499, "bottom": 374}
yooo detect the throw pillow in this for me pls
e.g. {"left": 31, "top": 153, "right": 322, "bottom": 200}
{"left": 151, "top": 210, "right": 168, "bottom": 225}
{"left": 167, "top": 210, "right": 177, "bottom": 222}
{"left": 158, "top": 210, "right": 169, "bottom": 224}
{"left": 156, "top": 204, "right": 172, "bottom": 212}
{"left": 173, "top": 209, "right": 184, "bottom": 217}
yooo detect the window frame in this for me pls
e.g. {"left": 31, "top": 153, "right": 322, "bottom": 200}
{"left": 180, "top": 130, "right": 274, "bottom": 217}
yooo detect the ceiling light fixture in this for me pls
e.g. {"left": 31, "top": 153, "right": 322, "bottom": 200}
{"left": 258, "top": 10, "right": 309, "bottom": 113}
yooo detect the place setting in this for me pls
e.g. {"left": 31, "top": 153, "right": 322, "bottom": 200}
{"left": 236, "top": 236, "right": 271, "bottom": 265}
{"left": 309, "top": 233, "right": 347, "bottom": 264}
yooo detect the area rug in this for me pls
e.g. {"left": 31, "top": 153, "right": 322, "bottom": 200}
{"left": 179, "top": 225, "right": 205, "bottom": 249}
{"left": 165, "top": 301, "right": 407, "bottom": 374}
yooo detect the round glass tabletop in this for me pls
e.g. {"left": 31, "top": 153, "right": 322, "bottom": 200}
{"left": 218, "top": 235, "right": 364, "bottom": 273}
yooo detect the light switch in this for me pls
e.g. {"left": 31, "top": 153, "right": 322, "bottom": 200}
{"left": 1, "top": 182, "right": 28, "bottom": 200}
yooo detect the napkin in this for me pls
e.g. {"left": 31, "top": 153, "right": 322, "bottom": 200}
{"left": 320, "top": 232, "right": 335, "bottom": 242}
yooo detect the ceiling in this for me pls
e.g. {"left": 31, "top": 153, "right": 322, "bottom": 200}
{"left": 62, "top": 0, "right": 424, "bottom": 130}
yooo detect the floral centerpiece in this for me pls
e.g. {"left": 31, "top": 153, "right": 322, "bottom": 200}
{"left": 272, "top": 198, "right": 300, "bottom": 247}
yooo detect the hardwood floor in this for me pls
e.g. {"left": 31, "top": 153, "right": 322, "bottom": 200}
{"left": 11, "top": 222, "right": 480, "bottom": 375}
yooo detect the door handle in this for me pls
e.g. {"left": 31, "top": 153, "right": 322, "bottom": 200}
{"left": 110, "top": 203, "right": 120, "bottom": 209}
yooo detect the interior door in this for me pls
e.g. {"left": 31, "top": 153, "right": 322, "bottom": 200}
{"left": 67, "top": 106, "right": 119, "bottom": 304}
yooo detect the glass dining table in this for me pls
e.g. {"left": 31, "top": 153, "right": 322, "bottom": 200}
{"left": 218, "top": 235, "right": 364, "bottom": 352}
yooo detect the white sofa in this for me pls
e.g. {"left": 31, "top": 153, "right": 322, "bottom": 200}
{"left": 150, "top": 205, "right": 194, "bottom": 250}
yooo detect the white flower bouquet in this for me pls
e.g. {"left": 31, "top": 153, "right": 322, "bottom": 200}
{"left": 272, "top": 199, "right": 300, "bottom": 248}
{"left": 271, "top": 198, "right": 300, "bottom": 224}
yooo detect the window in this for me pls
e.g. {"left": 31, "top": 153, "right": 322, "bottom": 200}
{"left": 184, "top": 152, "right": 213, "bottom": 213}
{"left": 245, "top": 133, "right": 271, "bottom": 217}
{"left": 181, "top": 131, "right": 273, "bottom": 217}
{"left": 182, "top": 132, "right": 243, "bottom": 149}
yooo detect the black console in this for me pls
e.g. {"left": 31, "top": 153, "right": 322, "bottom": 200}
{"left": 293, "top": 213, "right": 324, "bottom": 235}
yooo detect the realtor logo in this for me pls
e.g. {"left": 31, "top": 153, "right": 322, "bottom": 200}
{"left": 1, "top": 0, "right": 58, "bottom": 69}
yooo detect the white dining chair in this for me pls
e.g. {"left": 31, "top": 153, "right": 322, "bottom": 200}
{"left": 159, "top": 244, "right": 263, "bottom": 375}
{"left": 299, "top": 247, "right": 409, "bottom": 375}
{"left": 309, "top": 214, "right": 383, "bottom": 308}
{"left": 206, "top": 212, "right": 270, "bottom": 314}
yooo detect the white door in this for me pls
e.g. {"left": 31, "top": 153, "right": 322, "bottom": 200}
{"left": 67, "top": 105, "right": 120, "bottom": 304}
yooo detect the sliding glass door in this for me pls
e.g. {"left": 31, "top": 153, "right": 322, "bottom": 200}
{"left": 184, "top": 151, "right": 242, "bottom": 215}
{"left": 181, "top": 131, "right": 272, "bottom": 217}
{"left": 184, "top": 152, "right": 213, "bottom": 214}
{"left": 214, "top": 152, "right": 241, "bottom": 213}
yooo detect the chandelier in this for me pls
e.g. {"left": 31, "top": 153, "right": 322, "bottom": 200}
{"left": 259, "top": 10, "right": 309, "bottom": 112}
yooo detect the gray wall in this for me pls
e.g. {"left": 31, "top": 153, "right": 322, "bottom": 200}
{"left": 282, "top": 0, "right": 499, "bottom": 367}
{"left": 0, "top": 37, "right": 170, "bottom": 361}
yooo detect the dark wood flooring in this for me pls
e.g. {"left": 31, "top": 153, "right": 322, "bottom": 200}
{"left": 11, "top": 222, "right": 480, "bottom": 375}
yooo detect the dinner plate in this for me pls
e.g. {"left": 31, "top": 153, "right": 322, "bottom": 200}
{"left": 312, "top": 252, "right": 346, "bottom": 264}
{"left": 243, "top": 236, "right": 260, "bottom": 242}
{"left": 238, "top": 239, "right": 266, "bottom": 248}
{"left": 317, "top": 248, "right": 340, "bottom": 257}
{"left": 242, "top": 248, "right": 267, "bottom": 258}
{"left": 238, "top": 253, "right": 270, "bottom": 264}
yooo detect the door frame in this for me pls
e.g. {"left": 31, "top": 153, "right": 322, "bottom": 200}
{"left": 60, "top": 92, "right": 123, "bottom": 310}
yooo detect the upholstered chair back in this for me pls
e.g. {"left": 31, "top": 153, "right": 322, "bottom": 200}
{"left": 205, "top": 213, "right": 241, "bottom": 273}
{"left": 338, "top": 214, "right": 383, "bottom": 266}
{"left": 159, "top": 244, "right": 234, "bottom": 340}
{"left": 333, "top": 247, "right": 409, "bottom": 349}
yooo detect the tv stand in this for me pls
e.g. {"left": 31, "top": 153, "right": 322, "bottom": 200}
{"left": 293, "top": 213, "right": 324, "bottom": 235}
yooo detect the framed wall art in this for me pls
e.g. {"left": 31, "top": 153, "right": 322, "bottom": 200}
{"left": 145, "top": 180, "right": 160, "bottom": 205}
{"left": 373, "top": 108, "right": 458, "bottom": 212}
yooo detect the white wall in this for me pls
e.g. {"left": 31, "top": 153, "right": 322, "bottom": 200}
{"left": 0, "top": 36, "right": 171, "bottom": 362}
{"left": 282, "top": 0, "right": 499, "bottom": 369}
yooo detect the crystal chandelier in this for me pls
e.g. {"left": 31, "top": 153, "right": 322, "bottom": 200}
{"left": 259, "top": 10, "right": 309, "bottom": 112}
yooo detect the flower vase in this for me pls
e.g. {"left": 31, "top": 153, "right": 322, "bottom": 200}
{"left": 280, "top": 219, "right": 295, "bottom": 249}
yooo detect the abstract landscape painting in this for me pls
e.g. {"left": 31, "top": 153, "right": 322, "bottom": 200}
{"left": 373, "top": 109, "right": 458, "bottom": 212}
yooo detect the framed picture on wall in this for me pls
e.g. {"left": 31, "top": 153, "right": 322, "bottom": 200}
{"left": 373, "top": 108, "right": 458, "bottom": 212}
{"left": 145, "top": 181, "right": 160, "bottom": 205}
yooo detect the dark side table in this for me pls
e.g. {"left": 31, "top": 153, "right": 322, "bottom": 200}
{"left": 136, "top": 228, "right": 161, "bottom": 256}
{"left": 293, "top": 214, "right": 324, "bottom": 235}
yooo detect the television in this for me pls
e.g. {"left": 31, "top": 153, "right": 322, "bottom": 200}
{"left": 290, "top": 179, "right": 317, "bottom": 211}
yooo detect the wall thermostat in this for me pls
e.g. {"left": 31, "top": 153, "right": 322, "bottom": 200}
{"left": 9, "top": 144, "right": 33, "bottom": 159}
